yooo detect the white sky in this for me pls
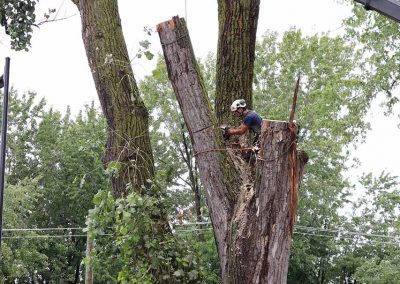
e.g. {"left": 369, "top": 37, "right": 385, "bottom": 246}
{"left": 0, "top": 0, "right": 399, "bottom": 180}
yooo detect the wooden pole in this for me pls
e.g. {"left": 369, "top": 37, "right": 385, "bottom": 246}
{"left": 85, "top": 234, "right": 94, "bottom": 284}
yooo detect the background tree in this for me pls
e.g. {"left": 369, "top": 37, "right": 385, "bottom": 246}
{"left": 252, "top": 29, "right": 373, "bottom": 283}
{"left": 345, "top": 2, "right": 400, "bottom": 113}
{"left": 351, "top": 173, "right": 400, "bottom": 284}
{"left": 30, "top": 104, "right": 108, "bottom": 282}
{"left": 0, "top": 90, "right": 110, "bottom": 282}
{"left": 0, "top": 0, "right": 36, "bottom": 50}
{"left": 71, "top": 0, "right": 203, "bottom": 282}
{"left": 139, "top": 56, "right": 219, "bottom": 223}
{"left": 0, "top": 180, "right": 47, "bottom": 282}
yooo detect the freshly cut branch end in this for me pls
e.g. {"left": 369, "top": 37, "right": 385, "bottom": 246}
{"left": 157, "top": 16, "right": 178, "bottom": 33}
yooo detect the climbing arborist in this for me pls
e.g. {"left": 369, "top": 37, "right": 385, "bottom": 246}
{"left": 222, "top": 99, "right": 262, "bottom": 162}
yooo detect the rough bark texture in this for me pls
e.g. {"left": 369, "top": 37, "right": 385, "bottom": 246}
{"left": 226, "top": 120, "right": 307, "bottom": 284}
{"left": 73, "top": 1, "right": 174, "bottom": 279}
{"left": 158, "top": 17, "right": 308, "bottom": 284}
{"left": 158, "top": 17, "right": 241, "bottom": 278}
{"left": 216, "top": 0, "right": 260, "bottom": 124}
{"left": 73, "top": 0, "right": 153, "bottom": 196}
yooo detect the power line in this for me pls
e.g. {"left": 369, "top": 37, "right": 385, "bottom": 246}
{"left": 1, "top": 224, "right": 399, "bottom": 244}
{"left": 294, "top": 232, "right": 399, "bottom": 247}
{"left": 176, "top": 222, "right": 400, "bottom": 240}
{"left": 295, "top": 225, "right": 400, "bottom": 240}
{"left": 2, "top": 227, "right": 84, "bottom": 232}
{"left": 1, "top": 230, "right": 399, "bottom": 247}
{"left": 2, "top": 233, "right": 112, "bottom": 240}
{"left": 175, "top": 229, "right": 400, "bottom": 246}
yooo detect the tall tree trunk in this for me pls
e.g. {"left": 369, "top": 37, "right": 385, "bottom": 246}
{"left": 72, "top": 0, "right": 153, "bottom": 196}
{"left": 215, "top": 0, "right": 260, "bottom": 124}
{"left": 158, "top": 17, "right": 308, "bottom": 283}
{"left": 72, "top": 1, "right": 174, "bottom": 280}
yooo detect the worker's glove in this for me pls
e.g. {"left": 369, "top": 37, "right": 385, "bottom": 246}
{"left": 221, "top": 126, "right": 230, "bottom": 141}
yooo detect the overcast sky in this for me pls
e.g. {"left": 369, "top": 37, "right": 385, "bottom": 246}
{"left": 0, "top": 0, "right": 399, "bottom": 180}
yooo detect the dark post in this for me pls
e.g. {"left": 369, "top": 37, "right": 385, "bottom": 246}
{"left": 354, "top": 0, "right": 400, "bottom": 23}
{"left": 0, "top": 57, "right": 10, "bottom": 252}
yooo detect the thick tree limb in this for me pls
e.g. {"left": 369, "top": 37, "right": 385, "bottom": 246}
{"left": 215, "top": 0, "right": 260, "bottom": 124}
{"left": 158, "top": 16, "right": 242, "bottom": 276}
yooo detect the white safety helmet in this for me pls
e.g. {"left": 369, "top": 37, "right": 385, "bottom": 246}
{"left": 230, "top": 99, "right": 247, "bottom": 112}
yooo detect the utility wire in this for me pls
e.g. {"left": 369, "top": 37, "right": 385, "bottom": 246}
{"left": 2, "top": 233, "right": 112, "bottom": 239}
{"left": 176, "top": 222, "right": 400, "bottom": 241}
{"left": 294, "top": 232, "right": 399, "bottom": 246}
{"left": 2, "top": 224, "right": 399, "bottom": 243}
{"left": 174, "top": 229, "right": 400, "bottom": 246}
{"left": 2, "top": 227, "right": 84, "bottom": 232}
{"left": 295, "top": 225, "right": 399, "bottom": 240}
{"left": 2, "top": 230, "right": 399, "bottom": 247}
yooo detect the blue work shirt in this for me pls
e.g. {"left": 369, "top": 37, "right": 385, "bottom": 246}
{"left": 243, "top": 110, "right": 262, "bottom": 136}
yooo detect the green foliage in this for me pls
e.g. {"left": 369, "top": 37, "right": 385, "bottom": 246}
{"left": 342, "top": 172, "right": 400, "bottom": 283}
{"left": 133, "top": 28, "right": 154, "bottom": 61}
{"left": 140, "top": 56, "right": 207, "bottom": 219}
{"left": 345, "top": 1, "right": 400, "bottom": 113}
{"left": 253, "top": 29, "right": 377, "bottom": 283}
{"left": 0, "top": 0, "right": 37, "bottom": 50}
{"left": 0, "top": 90, "right": 110, "bottom": 282}
{"left": 355, "top": 256, "right": 400, "bottom": 284}
{"left": 86, "top": 189, "right": 207, "bottom": 283}
{"left": 177, "top": 229, "right": 220, "bottom": 283}
{"left": 5, "top": 90, "right": 45, "bottom": 184}
{"left": 0, "top": 179, "right": 48, "bottom": 281}
{"left": 30, "top": 103, "right": 108, "bottom": 281}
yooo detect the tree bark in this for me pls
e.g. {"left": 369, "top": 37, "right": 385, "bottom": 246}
{"left": 158, "top": 17, "right": 241, "bottom": 278}
{"left": 158, "top": 17, "right": 308, "bottom": 284}
{"left": 72, "top": 0, "right": 154, "bottom": 196}
{"left": 72, "top": 1, "right": 174, "bottom": 280}
{"left": 215, "top": 0, "right": 260, "bottom": 124}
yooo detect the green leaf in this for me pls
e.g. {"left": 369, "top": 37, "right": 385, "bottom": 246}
{"left": 120, "top": 226, "right": 128, "bottom": 235}
{"left": 144, "top": 51, "right": 154, "bottom": 60}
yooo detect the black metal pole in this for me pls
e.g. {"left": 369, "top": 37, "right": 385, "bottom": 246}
{"left": 354, "top": 0, "right": 400, "bottom": 23}
{"left": 0, "top": 57, "right": 10, "bottom": 253}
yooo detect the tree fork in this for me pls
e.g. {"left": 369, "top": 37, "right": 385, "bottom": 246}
{"left": 158, "top": 16, "right": 308, "bottom": 283}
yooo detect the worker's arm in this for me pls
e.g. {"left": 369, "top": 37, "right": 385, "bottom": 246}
{"left": 228, "top": 124, "right": 249, "bottom": 136}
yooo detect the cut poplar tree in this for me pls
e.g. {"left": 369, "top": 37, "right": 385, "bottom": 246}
{"left": 158, "top": 17, "right": 308, "bottom": 284}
